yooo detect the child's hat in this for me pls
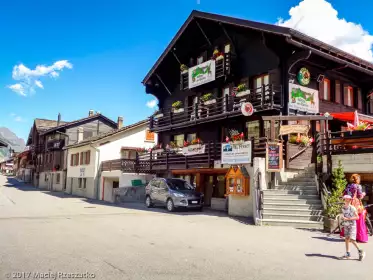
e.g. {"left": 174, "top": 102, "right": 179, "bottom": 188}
{"left": 343, "top": 195, "right": 352, "bottom": 200}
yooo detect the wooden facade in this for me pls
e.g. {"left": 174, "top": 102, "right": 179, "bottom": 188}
{"left": 141, "top": 10, "right": 373, "bottom": 174}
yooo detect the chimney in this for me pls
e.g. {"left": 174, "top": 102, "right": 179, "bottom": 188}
{"left": 57, "top": 113, "right": 61, "bottom": 126}
{"left": 77, "top": 127, "right": 84, "bottom": 142}
{"left": 117, "top": 116, "right": 123, "bottom": 129}
{"left": 89, "top": 110, "right": 94, "bottom": 117}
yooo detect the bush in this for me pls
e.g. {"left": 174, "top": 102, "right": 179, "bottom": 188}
{"left": 325, "top": 160, "right": 347, "bottom": 219}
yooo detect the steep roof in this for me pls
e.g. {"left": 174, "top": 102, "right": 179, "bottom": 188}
{"left": 40, "top": 114, "right": 117, "bottom": 135}
{"left": 143, "top": 10, "right": 373, "bottom": 84}
{"left": 35, "top": 118, "right": 69, "bottom": 132}
{"left": 66, "top": 119, "right": 148, "bottom": 149}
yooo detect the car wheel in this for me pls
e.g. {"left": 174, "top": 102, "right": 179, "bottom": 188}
{"left": 145, "top": 196, "right": 153, "bottom": 208}
{"left": 166, "top": 198, "right": 175, "bottom": 212}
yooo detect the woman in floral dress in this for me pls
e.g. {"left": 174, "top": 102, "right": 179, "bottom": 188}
{"left": 341, "top": 174, "right": 368, "bottom": 243}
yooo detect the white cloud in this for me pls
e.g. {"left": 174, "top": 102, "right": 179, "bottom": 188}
{"left": 277, "top": 0, "right": 373, "bottom": 62}
{"left": 9, "top": 113, "right": 25, "bottom": 122}
{"left": 8, "top": 60, "right": 73, "bottom": 96}
{"left": 146, "top": 99, "right": 157, "bottom": 109}
{"left": 8, "top": 84, "right": 26, "bottom": 96}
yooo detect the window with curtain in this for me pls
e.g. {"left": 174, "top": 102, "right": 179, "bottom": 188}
{"left": 173, "top": 134, "right": 184, "bottom": 147}
{"left": 246, "top": 121, "right": 260, "bottom": 140}
{"left": 186, "top": 133, "right": 196, "bottom": 142}
{"left": 358, "top": 89, "right": 363, "bottom": 110}
{"left": 320, "top": 78, "right": 331, "bottom": 101}
{"left": 254, "top": 74, "right": 269, "bottom": 93}
{"left": 335, "top": 80, "right": 341, "bottom": 103}
{"left": 344, "top": 85, "right": 354, "bottom": 107}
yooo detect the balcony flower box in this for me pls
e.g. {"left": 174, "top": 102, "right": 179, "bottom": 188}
{"left": 152, "top": 149, "right": 164, "bottom": 154}
{"left": 236, "top": 90, "right": 250, "bottom": 98}
{"left": 154, "top": 113, "right": 164, "bottom": 118}
{"left": 204, "top": 99, "right": 217, "bottom": 106}
{"left": 172, "top": 108, "right": 184, "bottom": 114}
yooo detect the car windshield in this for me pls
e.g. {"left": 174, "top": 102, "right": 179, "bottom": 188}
{"left": 166, "top": 179, "right": 194, "bottom": 191}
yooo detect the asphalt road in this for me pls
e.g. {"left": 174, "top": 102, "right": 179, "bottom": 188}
{"left": 0, "top": 175, "right": 372, "bottom": 280}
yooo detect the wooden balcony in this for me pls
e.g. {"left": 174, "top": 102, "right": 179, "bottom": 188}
{"left": 150, "top": 84, "right": 282, "bottom": 132}
{"left": 101, "top": 143, "right": 222, "bottom": 174}
{"left": 47, "top": 139, "right": 65, "bottom": 151}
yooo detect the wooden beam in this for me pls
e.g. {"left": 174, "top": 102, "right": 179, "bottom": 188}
{"left": 262, "top": 115, "right": 333, "bottom": 121}
{"left": 171, "top": 168, "right": 228, "bottom": 175}
{"left": 195, "top": 20, "right": 212, "bottom": 47}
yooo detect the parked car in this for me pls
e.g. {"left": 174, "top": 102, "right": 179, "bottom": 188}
{"left": 145, "top": 178, "right": 204, "bottom": 212}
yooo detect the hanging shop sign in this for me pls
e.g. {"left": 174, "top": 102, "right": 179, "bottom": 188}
{"left": 297, "top": 67, "right": 311, "bottom": 86}
{"left": 289, "top": 83, "right": 319, "bottom": 114}
{"left": 241, "top": 102, "right": 254, "bottom": 116}
{"left": 182, "top": 144, "right": 205, "bottom": 156}
{"left": 279, "top": 124, "right": 309, "bottom": 135}
{"left": 221, "top": 141, "right": 252, "bottom": 164}
{"left": 266, "top": 142, "right": 283, "bottom": 172}
{"left": 188, "top": 60, "right": 216, "bottom": 89}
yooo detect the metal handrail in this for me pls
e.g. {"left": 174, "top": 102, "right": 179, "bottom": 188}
{"left": 255, "top": 169, "right": 263, "bottom": 221}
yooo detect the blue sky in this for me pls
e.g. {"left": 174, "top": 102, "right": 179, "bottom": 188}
{"left": 1, "top": 0, "right": 372, "bottom": 141}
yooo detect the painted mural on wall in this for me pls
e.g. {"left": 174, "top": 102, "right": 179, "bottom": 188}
{"left": 289, "top": 83, "right": 319, "bottom": 114}
{"left": 188, "top": 60, "right": 216, "bottom": 89}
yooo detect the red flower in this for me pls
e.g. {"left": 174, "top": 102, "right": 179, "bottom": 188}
{"left": 226, "top": 136, "right": 230, "bottom": 143}
{"left": 310, "top": 137, "right": 314, "bottom": 143}
{"left": 240, "top": 132, "right": 244, "bottom": 138}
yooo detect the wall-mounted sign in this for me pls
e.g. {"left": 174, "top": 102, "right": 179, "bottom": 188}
{"left": 297, "top": 67, "right": 311, "bottom": 86}
{"left": 241, "top": 102, "right": 254, "bottom": 116}
{"left": 188, "top": 60, "right": 216, "bottom": 89}
{"left": 182, "top": 144, "right": 205, "bottom": 156}
{"left": 289, "top": 83, "right": 319, "bottom": 114}
{"left": 266, "top": 142, "right": 283, "bottom": 172}
{"left": 279, "top": 125, "right": 309, "bottom": 135}
{"left": 80, "top": 168, "right": 85, "bottom": 177}
{"left": 221, "top": 141, "right": 252, "bottom": 164}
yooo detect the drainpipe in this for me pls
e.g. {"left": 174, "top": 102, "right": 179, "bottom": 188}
{"left": 56, "top": 131, "right": 69, "bottom": 193}
{"left": 89, "top": 143, "right": 101, "bottom": 200}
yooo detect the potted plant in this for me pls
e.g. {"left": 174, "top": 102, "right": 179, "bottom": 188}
{"left": 184, "top": 138, "right": 203, "bottom": 147}
{"left": 235, "top": 83, "right": 250, "bottom": 98}
{"left": 180, "top": 64, "right": 188, "bottom": 74}
{"left": 212, "top": 49, "right": 224, "bottom": 61}
{"left": 172, "top": 101, "right": 184, "bottom": 114}
{"left": 166, "top": 141, "right": 181, "bottom": 152}
{"left": 324, "top": 160, "right": 348, "bottom": 233}
{"left": 200, "top": 93, "right": 216, "bottom": 106}
{"left": 288, "top": 134, "right": 314, "bottom": 147}
{"left": 151, "top": 143, "right": 164, "bottom": 154}
{"left": 225, "top": 130, "right": 245, "bottom": 144}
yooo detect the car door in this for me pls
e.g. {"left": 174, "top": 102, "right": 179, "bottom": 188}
{"left": 149, "top": 179, "right": 160, "bottom": 203}
{"left": 158, "top": 179, "right": 169, "bottom": 205}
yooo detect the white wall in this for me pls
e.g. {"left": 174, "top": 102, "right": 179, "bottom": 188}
{"left": 66, "top": 146, "right": 96, "bottom": 178}
{"left": 98, "top": 124, "right": 157, "bottom": 163}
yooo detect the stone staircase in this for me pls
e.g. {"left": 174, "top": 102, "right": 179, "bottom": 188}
{"left": 261, "top": 165, "right": 324, "bottom": 228}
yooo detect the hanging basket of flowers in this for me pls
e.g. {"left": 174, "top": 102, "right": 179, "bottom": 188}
{"left": 172, "top": 101, "right": 184, "bottom": 113}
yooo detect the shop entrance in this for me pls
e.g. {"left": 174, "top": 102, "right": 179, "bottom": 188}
{"left": 172, "top": 169, "right": 228, "bottom": 210}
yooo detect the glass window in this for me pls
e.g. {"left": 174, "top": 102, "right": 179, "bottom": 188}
{"left": 187, "top": 133, "right": 196, "bottom": 142}
{"left": 322, "top": 79, "right": 331, "bottom": 101}
{"left": 166, "top": 179, "right": 194, "bottom": 191}
{"left": 264, "top": 121, "right": 280, "bottom": 139}
{"left": 159, "top": 180, "right": 168, "bottom": 189}
{"left": 335, "top": 80, "right": 341, "bottom": 103}
{"left": 56, "top": 173, "right": 60, "bottom": 184}
{"left": 78, "top": 178, "right": 82, "bottom": 188}
{"left": 236, "top": 178, "right": 242, "bottom": 193}
{"left": 358, "top": 89, "right": 363, "bottom": 110}
{"left": 197, "top": 56, "right": 203, "bottom": 64}
{"left": 173, "top": 134, "right": 184, "bottom": 148}
{"left": 254, "top": 74, "right": 269, "bottom": 93}
{"left": 344, "top": 86, "right": 354, "bottom": 107}
{"left": 83, "top": 178, "right": 87, "bottom": 189}
{"left": 247, "top": 121, "right": 260, "bottom": 140}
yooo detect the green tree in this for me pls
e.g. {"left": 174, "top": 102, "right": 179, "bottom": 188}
{"left": 325, "top": 160, "right": 348, "bottom": 219}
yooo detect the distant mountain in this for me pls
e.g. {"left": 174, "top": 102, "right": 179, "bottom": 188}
{"left": 0, "top": 127, "right": 25, "bottom": 160}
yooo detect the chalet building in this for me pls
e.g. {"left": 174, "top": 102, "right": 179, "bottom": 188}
{"left": 133, "top": 10, "right": 373, "bottom": 225}
{"left": 66, "top": 119, "right": 156, "bottom": 201}
{"left": 26, "top": 111, "right": 118, "bottom": 191}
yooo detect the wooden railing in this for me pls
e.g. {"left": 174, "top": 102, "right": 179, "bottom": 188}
{"left": 150, "top": 84, "right": 282, "bottom": 131}
{"left": 101, "top": 143, "right": 222, "bottom": 173}
{"left": 316, "top": 129, "right": 373, "bottom": 177}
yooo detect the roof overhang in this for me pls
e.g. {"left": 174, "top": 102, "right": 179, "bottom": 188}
{"left": 142, "top": 10, "right": 373, "bottom": 85}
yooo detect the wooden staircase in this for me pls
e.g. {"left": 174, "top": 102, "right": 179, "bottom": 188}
{"left": 261, "top": 165, "right": 324, "bottom": 228}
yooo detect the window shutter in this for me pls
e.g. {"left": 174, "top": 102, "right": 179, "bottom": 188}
{"left": 76, "top": 153, "right": 79, "bottom": 166}
{"left": 319, "top": 80, "right": 324, "bottom": 99}
{"left": 70, "top": 154, "right": 73, "bottom": 166}
{"left": 80, "top": 152, "right": 83, "bottom": 165}
{"left": 87, "top": 151, "right": 90, "bottom": 164}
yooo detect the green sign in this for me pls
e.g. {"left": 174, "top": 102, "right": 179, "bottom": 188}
{"left": 297, "top": 67, "right": 311, "bottom": 86}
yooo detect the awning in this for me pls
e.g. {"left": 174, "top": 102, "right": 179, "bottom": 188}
{"left": 326, "top": 112, "right": 373, "bottom": 124}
